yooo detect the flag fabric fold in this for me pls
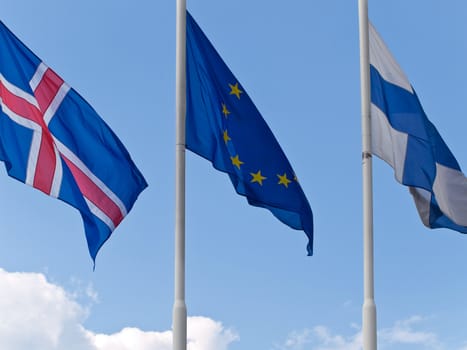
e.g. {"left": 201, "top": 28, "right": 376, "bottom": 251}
{"left": 185, "top": 12, "right": 313, "bottom": 254}
{"left": 0, "top": 21, "right": 148, "bottom": 261}
{"left": 369, "top": 22, "right": 467, "bottom": 233}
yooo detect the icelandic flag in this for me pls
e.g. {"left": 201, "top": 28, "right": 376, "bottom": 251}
{"left": 369, "top": 23, "right": 467, "bottom": 233}
{"left": 186, "top": 12, "right": 314, "bottom": 254}
{"left": 0, "top": 21, "right": 147, "bottom": 262}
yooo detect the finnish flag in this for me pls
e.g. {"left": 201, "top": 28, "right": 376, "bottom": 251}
{"left": 369, "top": 23, "right": 467, "bottom": 233}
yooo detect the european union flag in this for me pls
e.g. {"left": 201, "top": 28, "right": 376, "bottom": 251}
{"left": 186, "top": 12, "right": 314, "bottom": 255}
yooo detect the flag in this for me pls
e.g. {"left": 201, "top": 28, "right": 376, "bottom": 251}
{"left": 185, "top": 12, "right": 314, "bottom": 254}
{"left": 369, "top": 23, "right": 467, "bottom": 233}
{"left": 0, "top": 21, "right": 147, "bottom": 262}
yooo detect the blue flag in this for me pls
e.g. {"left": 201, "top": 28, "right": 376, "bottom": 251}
{"left": 369, "top": 23, "right": 467, "bottom": 233}
{"left": 0, "top": 21, "right": 147, "bottom": 262}
{"left": 186, "top": 12, "right": 313, "bottom": 255}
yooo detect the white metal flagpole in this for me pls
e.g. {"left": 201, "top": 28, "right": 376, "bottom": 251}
{"left": 358, "top": 0, "right": 377, "bottom": 349}
{"left": 173, "top": 0, "right": 187, "bottom": 349}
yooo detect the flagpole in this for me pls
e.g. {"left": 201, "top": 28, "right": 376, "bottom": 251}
{"left": 173, "top": 0, "right": 187, "bottom": 349}
{"left": 358, "top": 0, "right": 377, "bottom": 349}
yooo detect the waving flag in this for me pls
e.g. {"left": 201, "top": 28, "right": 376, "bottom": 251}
{"left": 185, "top": 12, "right": 314, "bottom": 254}
{"left": 0, "top": 21, "right": 147, "bottom": 262}
{"left": 369, "top": 23, "right": 467, "bottom": 233}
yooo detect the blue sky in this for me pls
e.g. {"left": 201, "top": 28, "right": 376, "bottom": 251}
{"left": 1, "top": 1, "right": 467, "bottom": 349}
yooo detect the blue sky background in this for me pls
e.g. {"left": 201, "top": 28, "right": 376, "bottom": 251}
{"left": 0, "top": 1, "right": 467, "bottom": 349}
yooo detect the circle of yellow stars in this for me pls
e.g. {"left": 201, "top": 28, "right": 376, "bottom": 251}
{"left": 222, "top": 81, "right": 298, "bottom": 189}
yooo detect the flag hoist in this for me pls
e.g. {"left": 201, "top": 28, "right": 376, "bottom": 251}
{"left": 174, "top": 0, "right": 187, "bottom": 350}
{"left": 358, "top": 0, "right": 378, "bottom": 349}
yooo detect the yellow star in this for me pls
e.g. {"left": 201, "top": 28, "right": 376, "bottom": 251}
{"left": 229, "top": 82, "right": 243, "bottom": 99}
{"left": 222, "top": 103, "right": 230, "bottom": 118}
{"left": 250, "top": 170, "right": 267, "bottom": 186}
{"left": 277, "top": 173, "right": 292, "bottom": 188}
{"left": 223, "top": 130, "right": 231, "bottom": 144}
{"left": 230, "top": 155, "right": 244, "bottom": 169}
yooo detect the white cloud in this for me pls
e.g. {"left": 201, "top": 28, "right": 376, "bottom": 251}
{"left": 275, "top": 326, "right": 361, "bottom": 350}
{"left": 0, "top": 269, "right": 91, "bottom": 350}
{"left": 90, "top": 327, "right": 172, "bottom": 350}
{"left": 379, "top": 315, "right": 441, "bottom": 349}
{"left": 276, "top": 316, "right": 455, "bottom": 350}
{"left": 0, "top": 268, "right": 238, "bottom": 350}
{"left": 311, "top": 326, "right": 362, "bottom": 350}
{"left": 282, "top": 328, "right": 313, "bottom": 349}
{"left": 4, "top": 267, "right": 465, "bottom": 350}
{"left": 89, "top": 317, "right": 239, "bottom": 350}
{"left": 67, "top": 277, "right": 99, "bottom": 304}
{"left": 85, "top": 283, "right": 99, "bottom": 303}
{"left": 187, "top": 316, "right": 239, "bottom": 350}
